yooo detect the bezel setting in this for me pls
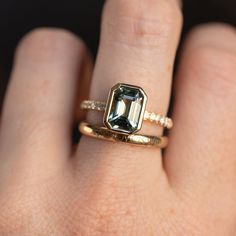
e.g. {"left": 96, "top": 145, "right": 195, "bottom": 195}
{"left": 103, "top": 83, "right": 148, "bottom": 134}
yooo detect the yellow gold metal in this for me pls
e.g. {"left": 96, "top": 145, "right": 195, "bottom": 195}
{"left": 81, "top": 100, "right": 173, "bottom": 129}
{"left": 79, "top": 122, "right": 168, "bottom": 148}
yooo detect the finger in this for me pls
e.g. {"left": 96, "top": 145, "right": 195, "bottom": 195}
{"left": 75, "top": 51, "right": 94, "bottom": 123}
{"left": 77, "top": 0, "right": 182, "bottom": 187}
{"left": 165, "top": 24, "right": 236, "bottom": 193}
{"left": 0, "top": 28, "right": 87, "bottom": 167}
{"left": 89, "top": 0, "right": 182, "bottom": 135}
{"left": 72, "top": 52, "right": 93, "bottom": 145}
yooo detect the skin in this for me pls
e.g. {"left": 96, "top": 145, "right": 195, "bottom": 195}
{"left": 0, "top": 0, "right": 236, "bottom": 235}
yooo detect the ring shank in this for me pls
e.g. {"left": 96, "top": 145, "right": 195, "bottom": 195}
{"left": 81, "top": 100, "right": 173, "bottom": 129}
{"left": 79, "top": 122, "right": 168, "bottom": 148}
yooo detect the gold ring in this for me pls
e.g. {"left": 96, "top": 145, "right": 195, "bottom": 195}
{"left": 81, "top": 83, "right": 173, "bottom": 133}
{"left": 79, "top": 122, "right": 168, "bottom": 148}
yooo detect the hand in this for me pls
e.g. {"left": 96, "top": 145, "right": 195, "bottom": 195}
{"left": 1, "top": 0, "right": 236, "bottom": 235}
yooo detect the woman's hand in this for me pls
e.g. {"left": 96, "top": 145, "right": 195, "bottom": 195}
{"left": 1, "top": 0, "right": 236, "bottom": 235}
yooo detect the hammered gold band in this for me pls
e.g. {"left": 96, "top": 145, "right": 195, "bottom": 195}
{"left": 81, "top": 100, "right": 173, "bottom": 129}
{"left": 79, "top": 122, "right": 168, "bottom": 148}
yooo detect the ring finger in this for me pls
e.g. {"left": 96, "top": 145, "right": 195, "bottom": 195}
{"left": 76, "top": 0, "right": 182, "bottom": 192}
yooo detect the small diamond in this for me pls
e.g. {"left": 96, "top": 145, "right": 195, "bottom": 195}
{"left": 155, "top": 114, "right": 161, "bottom": 123}
{"left": 150, "top": 113, "right": 156, "bottom": 122}
{"left": 160, "top": 117, "right": 165, "bottom": 126}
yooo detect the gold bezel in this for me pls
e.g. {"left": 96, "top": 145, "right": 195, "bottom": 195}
{"left": 103, "top": 83, "right": 148, "bottom": 134}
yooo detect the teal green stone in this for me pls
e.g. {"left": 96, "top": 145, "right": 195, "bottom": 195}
{"left": 105, "top": 84, "right": 146, "bottom": 134}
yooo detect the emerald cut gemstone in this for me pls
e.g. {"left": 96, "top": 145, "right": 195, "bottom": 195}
{"left": 104, "top": 83, "right": 147, "bottom": 134}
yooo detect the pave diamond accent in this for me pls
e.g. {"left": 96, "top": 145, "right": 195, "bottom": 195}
{"left": 144, "top": 111, "right": 173, "bottom": 129}
{"left": 81, "top": 101, "right": 106, "bottom": 111}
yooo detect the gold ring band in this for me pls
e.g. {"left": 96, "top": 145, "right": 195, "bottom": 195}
{"left": 79, "top": 122, "right": 168, "bottom": 148}
{"left": 81, "top": 100, "right": 173, "bottom": 129}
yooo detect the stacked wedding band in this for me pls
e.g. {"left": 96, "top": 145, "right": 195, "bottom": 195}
{"left": 79, "top": 122, "right": 168, "bottom": 148}
{"left": 79, "top": 83, "right": 173, "bottom": 148}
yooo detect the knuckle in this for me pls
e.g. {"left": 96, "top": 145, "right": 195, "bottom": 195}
{"left": 16, "top": 28, "right": 85, "bottom": 63}
{"left": 185, "top": 28, "right": 236, "bottom": 96}
{"left": 0, "top": 180, "right": 66, "bottom": 234}
{"left": 74, "top": 183, "right": 144, "bottom": 234}
{"left": 190, "top": 48, "right": 236, "bottom": 96}
{"left": 103, "top": 0, "right": 182, "bottom": 48}
{"left": 193, "top": 46, "right": 236, "bottom": 80}
{"left": 0, "top": 194, "right": 33, "bottom": 234}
